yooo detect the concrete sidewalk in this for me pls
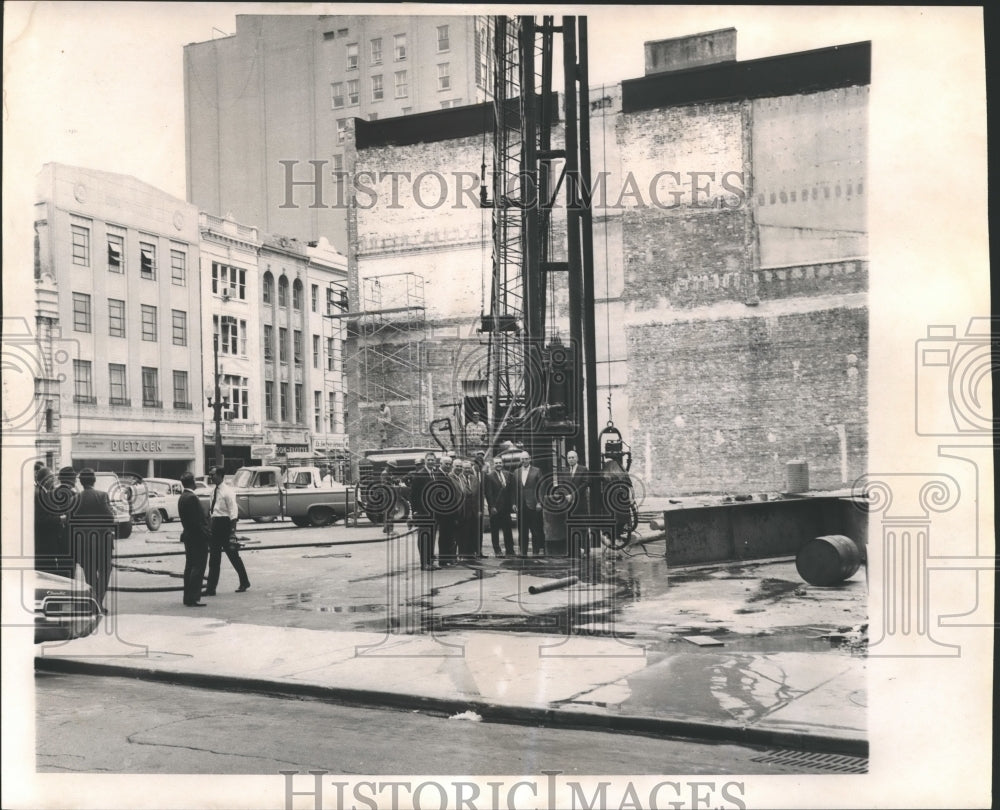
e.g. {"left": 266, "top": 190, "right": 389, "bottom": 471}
{"left": 35, "top": 610, "right": 866, "bottom": 757}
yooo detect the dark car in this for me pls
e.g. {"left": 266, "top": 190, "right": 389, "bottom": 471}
{"left": 32, "top": 570, "right": 103, "bottom": 643}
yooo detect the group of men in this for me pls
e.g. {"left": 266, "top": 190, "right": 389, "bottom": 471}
{"left": 406, "top": 449, "right": 592, "bottom": 571}
{"left": 177, "top": 466, "right": 251, "bottom": 606}
{"left": 34, "top": 465, "right": 116, "bottom": 607}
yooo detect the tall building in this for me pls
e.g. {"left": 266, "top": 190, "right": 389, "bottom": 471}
{"left": 33, "top": 164, "right": 205, "bottom": 478}
{"left": 184, "top": 14, "right": 494, "bottom": 250}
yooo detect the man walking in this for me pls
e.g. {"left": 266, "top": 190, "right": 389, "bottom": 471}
{"left": 71, "top": 468, "right": 116, "bottom": 607}
{"left": 177, "top": 472, "right": 210, "bottom": 606}
{"left": 409, "top": 453, "right": 439, "bottom": 571}
{"left": 513, "top": 452, "right": 545, "bottom": 556}
{"left": 485, "top": 456, "right": 515, "bottom": 557}
{"left": 203, "top": 466, "right": 251, "bottom": 595}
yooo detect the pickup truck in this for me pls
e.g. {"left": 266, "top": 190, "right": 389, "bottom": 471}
{"left": 199, "top": 466, "right": 355, "bottom": 527}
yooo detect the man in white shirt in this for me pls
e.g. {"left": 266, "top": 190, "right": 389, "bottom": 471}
{"left": 203, "top": 466, "right": 251, "bottom": 595}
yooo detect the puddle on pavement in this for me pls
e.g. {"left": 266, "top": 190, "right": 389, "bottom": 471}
{"left": 271, "top": 592, "right": 385, "bottom": 614}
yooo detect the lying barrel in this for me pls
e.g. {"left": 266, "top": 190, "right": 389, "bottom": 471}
{"left": 795, "top": 534, "right": 862, "bottom": 586}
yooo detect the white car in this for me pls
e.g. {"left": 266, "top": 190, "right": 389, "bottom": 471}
{"left": 32, "top": 570, "right": 103, "bottom": 643}
{"left": 142, "top": 477, "right": 183, "bottom": 531}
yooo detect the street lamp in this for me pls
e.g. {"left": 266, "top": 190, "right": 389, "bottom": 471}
{"left": 205, "top": 333, "right": 229, "bottom": 469}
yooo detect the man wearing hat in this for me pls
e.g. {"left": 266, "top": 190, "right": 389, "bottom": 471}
{"left": 71, "top": 467, "right": 116, "bottom": 606}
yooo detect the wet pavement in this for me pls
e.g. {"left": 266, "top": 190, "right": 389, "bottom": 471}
{"left": 36, "top": 517, "right": 868, "bottom": 759}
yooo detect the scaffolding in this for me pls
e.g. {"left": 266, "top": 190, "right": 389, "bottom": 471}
{"left": 350, "top": 272, "right": 426, "bottom": 448}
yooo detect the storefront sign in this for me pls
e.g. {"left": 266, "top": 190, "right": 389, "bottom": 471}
{"left": 251, "top": 444, "right": 277, "bottom": 458}
{"left": 73, "top": 434, "right": 196, "bottom": 459}
{"left": 276, "top": 444, "right": 309, "bottom": 454}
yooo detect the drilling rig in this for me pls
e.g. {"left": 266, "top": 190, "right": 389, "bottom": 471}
{"left": 479, "top": 16, "right": 635, "bottom": 549}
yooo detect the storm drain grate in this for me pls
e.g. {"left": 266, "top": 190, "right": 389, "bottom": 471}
{"left": 751, "top": 749, "right": 868, "bottom": 773}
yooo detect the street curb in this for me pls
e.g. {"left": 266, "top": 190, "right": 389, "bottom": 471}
{"left": 34, "top": 656, "right": 868, "bottom": 758}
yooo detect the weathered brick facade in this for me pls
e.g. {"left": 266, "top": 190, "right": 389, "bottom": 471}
{"left": 344, "top": 41, "right": 869, "bottom": 494}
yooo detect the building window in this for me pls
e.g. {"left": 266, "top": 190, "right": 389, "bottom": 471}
{"left": 293, "top": 330, "right": 303, "bottom": 365}
{"left": 211, "top": 262, "right": 246, "bottom": 299}
{"left": 71, "top": 224, "right": 90, "bottom": 266}
{"left": 292, "top": 281, "right": 303, "bottom": 311}
{"left": 73, "top": 360, "right": 93, "bottom": 403}
{"left": 337, "top": 28, "right": 348, "bottom": 38}
{"left": 279, "top": 383, "right": 288, "bottom": 421}
{"left": 279, "top": 327, "right": 288, "bottom": 363}
{"left": 438, "top": 63, "right": 450, "bottom": 91}
{"left": 347, "top": 79, "right": 359, "bottom": 106}
{"left": 331, "top": 81, "right": 344, "bottom": 109}
{"left": 312, "top": 334, "right": 320, "bottom": 368}
{"left": 336, "top": 118, "right": 347, "bottom": 143}
{"left": 263, "top": 324, "right": 274, "bottom": 362}
{"left": 346, "top": 42, "right": 358, "bottom": 70}
{"left": 368, "top": 113, "right": 378, "bottom": 121}
{"left": 328, "top": 391, "right": 336, "bottom": 431}
{"left": 171, "top": 309, "right": 187, "bottom": 346}
{"left": 440, "top": 99, "right": 463, "bottom": 109}
{"left": 141, "top": 304, "right": 157, "bottom": 342}
{"left": 107, "top": 233, "right": 124, "bottom": 273}
{"left": 394, "top": 70, "right": 408, "bottom": 99}
{"left": 311, "top": 284, "right": 319, "bottom": 312}
{"left": 265, "top": 381, "right": 274, "bottom": 421}
{"left": 222, "top": 374, "right": 249, "bottom": 420}
{"left": 437, "top": 25, "right": 450, "bottom": 52}
{"left": 72, "top": 292, "right": 91, "bottom": 333}
{"left": 173, "top": 370, "right": 190, "bottom": 409}
{"left": 141, "top": 366, "right": 160, "bottom": 408}
{"left": 370, "top": 37, "right": 382, "bottom": 64}
{"left": 109, "top": 363, "right": 128, "bottom": 405}
{"left": 371, "top": 74, "right": 383, "bottom": 102}
{"left": 326, "top": 337, "right": 336, "bottom": 371}
{"left": 278, "top": 276, "right": 288, "bottom": 307}
{"left": 394, "top": 33, "right": 407, "bottom": 61}
{"left": 170, "top": 249, "right": 186, "bottom": 285}
{"left": 214, "top": 315, "right": 244, "bottom": 356}
{"left": 108, "top": 298, "right": 125, "bottom": 338}
{"left": 294, "top": 384, "right": 303, "bottom": 424}
{"left": 139, "top": 240, "right": 157, "bottom": 279}
{"left": 314, "top": 391, "right": 322, "bottom": 431}
{"left": 263, "top": 272, "right": 274, "bottom": 304}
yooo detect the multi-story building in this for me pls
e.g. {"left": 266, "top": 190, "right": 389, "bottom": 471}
{"left": 184, "top": 14, "right": 494, "bottom": 250}
{"left": 33, "top": 164, "right": 205, "bottom": 478}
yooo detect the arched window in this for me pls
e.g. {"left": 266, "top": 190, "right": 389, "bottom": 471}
{"left": 278, "top": 276, "right": 289, "bottom": 308}
{"left": 262, "top": 272, "right": 274, "bottom": 305}
{"left": 292, "top": 279, "right": 303, "bottom": 311}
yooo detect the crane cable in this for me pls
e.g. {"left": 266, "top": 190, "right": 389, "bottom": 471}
{"left": 601, "top": 84, "right": 614, "bottom": 425}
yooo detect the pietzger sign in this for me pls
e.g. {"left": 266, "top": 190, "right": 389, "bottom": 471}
{"left": 72, "top": 434, "right": 196, "bottom": 458}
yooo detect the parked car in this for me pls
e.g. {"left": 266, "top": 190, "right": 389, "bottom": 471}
{"left": 198, "top": 466, "right": 355, "bottom": 527}
{"left": 31, "top": 569, "right": 103, "bottom": 643}
{"left": 141, "top": 477, "right": 183, "bottom": 531}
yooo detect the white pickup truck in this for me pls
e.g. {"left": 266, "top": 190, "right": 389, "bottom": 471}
{"left": 200, "top": 466, "right": 354, "bottom": 527}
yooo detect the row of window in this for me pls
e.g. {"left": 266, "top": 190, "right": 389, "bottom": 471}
{"left": 71, "top": 222, "right": 186, "bottom": 284}
{"left": 72, "top": 294, "right": 188, "bottom": 345}
{"left": 331, "top": 62, "right": 451, "bottom": 110}
{"left": 262, "top": 325, "right": 341, "bottom": 370}
{"left": 261, "top": 275, "right": 348, "bottom": 316}
{"left": 264, "top": 381, "right": 341, "bottom": 430}
{"left": 338, "top": 27, "right": 450, "bottom": 71}
{"left": 73, "top": 361, "right": 189, "bottom": 410}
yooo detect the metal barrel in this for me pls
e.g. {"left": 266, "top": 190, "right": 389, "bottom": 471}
{"left": 795, "top": 534, "right": 862, "bottom": 586}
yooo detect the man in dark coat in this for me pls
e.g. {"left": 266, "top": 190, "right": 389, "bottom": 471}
{"left": 71, "top": 468, "right": 116, "bottom": 606}
{"left": 177, "top": 472, "right": 209, "bottom": 606}
{"left": 408, "top": 453, "right": 438, "bottom": 570}
{"left": 563, "top": 449, "right": 591, "bottom": 556}
{"left": 435, "top": 456, "right": 460, "bottom": 566}
{"left": 484, "top": 456, "right": 515, "bottom": 557}
{"left": 512, "top": 451, "right": 545, "bottom": 556}
{"left": 34, "top": 466, "right": 74, "bottom": 578}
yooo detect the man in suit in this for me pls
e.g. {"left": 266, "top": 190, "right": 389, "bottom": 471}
{"left": 177, "top": 472, "right": 210, "bottom": 606}
{"left": 459, "top": 460, "right": 483, "bottom": 560}
{"left": 204, "top": 466, "right": 251, "bottom": 595}
{"left": 71, "top": 467, "right": 116, "bottom": 607}
{"left": 513, "top": 451, "right": 545, "bottom": 556}
{"left": 408, "top": 453, "right": 439, "bottom": 571}
{"left": 563, "top": 450, "right": 591, "bottom": 557}
{"left": 35, "top": 466, "right": 74, "bottom": 578}
{"left": 434, "top": 455, "right": 459, "bottom": 566}
{"left": 485, "top": 455, "right": 515, "bottom": 557}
